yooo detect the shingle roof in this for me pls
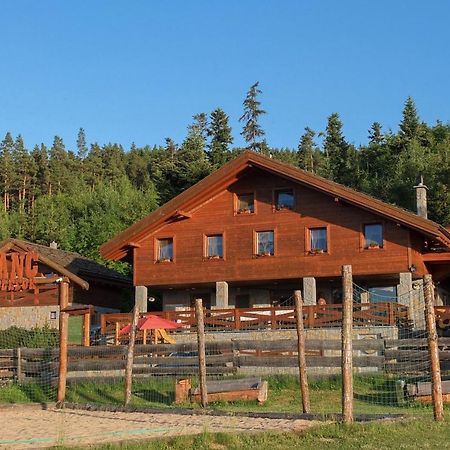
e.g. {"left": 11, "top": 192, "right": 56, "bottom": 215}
{"left": 1, "top": 239, "right": 130, "bottom": 286}
{"left": 100, "top": 150, "right": 450, "bottom": 260}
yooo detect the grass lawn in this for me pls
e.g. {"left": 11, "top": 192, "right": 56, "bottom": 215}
{"left": 54, "top": 417, "right": 450, "bottom": 450}
{"left": 1, "top": 374, "right": 444, "bottom": 418}
{"left": 68, "top": 316, "right": 83, "bottom": 345}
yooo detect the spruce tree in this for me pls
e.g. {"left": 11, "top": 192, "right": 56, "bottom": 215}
{"left": 207, "top": 108, "right": 233, "bottom": 167}
{"left": 399, "top": 96, "right": 420, "bottom": 142}
{"left": 0, "top": 132, "right": 14, "bottom": 211}
{"left": 239, "top": 82, "right": 266, "bottom": 151}
{"left": 76, "top": 128, "right": 88, "bottom": 160}
{"left": 297, "top": 127, "right": 317, "bottom": 172}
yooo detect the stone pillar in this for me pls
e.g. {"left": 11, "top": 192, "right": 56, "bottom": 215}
{"left": 215, "top": 281, "right": 229, "bottom": 309}
{"left": 414, "top": 178, "right": 428, "bottom": 219}
{"left": 135, "top": 285, "right": 148, "bottom": 313}
{"left": 398, "top": 272, "right": 420, "bottom": 329}
{"left": 303, "top": 277, "right": 316, "bottom": 305}
{"left": 360, "top": 291, "right": 370, "bottom": 310}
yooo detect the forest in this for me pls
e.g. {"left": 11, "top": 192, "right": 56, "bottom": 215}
{"left": 1, "top": 83, "right": 449, "bottom": 273}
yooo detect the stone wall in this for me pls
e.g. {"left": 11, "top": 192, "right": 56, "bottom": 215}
{"left": 0, "top": 306, "right": 60, "bottom": 330}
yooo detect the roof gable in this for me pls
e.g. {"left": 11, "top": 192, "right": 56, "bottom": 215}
{"left": 100, "top": 151, "right": 450, "bottom": 260}
{"left": 0, "top": 239, "right": 131, "bottom": 288}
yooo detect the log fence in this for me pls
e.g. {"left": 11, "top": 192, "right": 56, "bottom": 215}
{"left": 1, "top": 337, "right": 449, "bottom": 385}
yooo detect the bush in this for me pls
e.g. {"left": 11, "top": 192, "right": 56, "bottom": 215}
{"left": 0, "top": 325, "right": 58, "bottom": 349}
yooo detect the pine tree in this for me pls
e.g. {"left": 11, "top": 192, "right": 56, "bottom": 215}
{"left": 297, "top": 127, "right": 317, "bottom": 172}
{"left": 368, "top": 122, "right": 384, "bottom": 145}
{"left": 76, "top": 128, "right": 88, "bottom": 160}
{"left": 49, "top": 136, "right": 70, "bottom": 194}
{"left": 0, "top": 132, "right": 14, "bottom": 211}
{"left": 239, "top": 82, "right": 266, "bottom": 151}
{"left": 323, "top": 113, "right": 356, "bottom": 186}
{"left": 207, "top": 108, "right": 233, "bottom": 167}
{"left": 399, "top": 97, "right": 420, "bottom": 142}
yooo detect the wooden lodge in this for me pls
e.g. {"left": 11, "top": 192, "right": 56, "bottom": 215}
{"left": 100, "top": 151, "right": 450, "bottom": 321}
{"left": 0, "top": 239, "right": 131, "bottom": 330}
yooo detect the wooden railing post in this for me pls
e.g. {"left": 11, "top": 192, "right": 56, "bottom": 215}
{"left": 57, "top": 278, "right": 70, "bottom": 403}
{"left": 424, "top": 274, "right": 444, "bottom": 421}
{"left": 341, "top": 265, "right": 353, "bottom": 424}
{"left": 294, "top": 290, "right": 310, "bottom": 413}
{"left": 271, "top": 307, "right": 277, "bottom": 330}
{"left": 195, "top": 299, "right": 208, "bottom": 407}
{"left": 83, "top": 312, "right": 90, "bottom": 347}
{"left": 387, "top": 302, "right": 395, "bottom": 326}
{"left": 124, "top": 304, "right": 140, "bottom": 406}
{"left": 234, "top": 308, "right": 241, "bottom": 330}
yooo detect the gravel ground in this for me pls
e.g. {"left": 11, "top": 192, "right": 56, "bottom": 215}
{"left": 0, "top": 405, "right": 317, "bottom": 449}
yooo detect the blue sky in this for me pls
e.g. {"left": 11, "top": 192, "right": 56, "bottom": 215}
{"left": 1, "top": 1, "right": 449, "bottom": 151}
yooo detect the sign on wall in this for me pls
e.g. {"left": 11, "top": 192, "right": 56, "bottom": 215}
{"left": 0, "top": 251, "right": 39, "bottom": 291}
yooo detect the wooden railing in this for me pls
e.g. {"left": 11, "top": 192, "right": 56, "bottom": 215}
{"left": 101, "top": 302, "right": 410, "bottom": 335}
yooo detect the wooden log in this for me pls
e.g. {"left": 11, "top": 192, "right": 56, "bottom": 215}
{"left": 124, "top": 304, "right": 139, "bottom": 406}
{"left": 57, "top": 278, "right": 70, "bottom": 402}
{"left": 195, "top": 298, "right": 208, "bottom": 407}
{"left": 294, "top": 290, "right": 310, "bottom": 413}
{"left": 236, "top": 355, "right": 383, "bottom": 368}
{"left": 341, "top": 265, "right": 353, "bottom": 424}
{"left": 424, "top": 274, "right": 444, "bottom": 421}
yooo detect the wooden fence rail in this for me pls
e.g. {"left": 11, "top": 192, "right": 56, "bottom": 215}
{"left": 101, "top": 302, "right": 410, "bottom": 336}
{"left": 1, "top": 337, "right": 450, "bottom": 385}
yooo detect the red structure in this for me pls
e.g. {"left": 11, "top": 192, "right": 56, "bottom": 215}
{"left": 101, "top": 151, "right": 450, "bottom": 313}
{"left": 0, "top": 239, "right": 131, "bottom": 330}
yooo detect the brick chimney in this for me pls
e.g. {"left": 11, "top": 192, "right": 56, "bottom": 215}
{"left": 413, "top": 176, "right": 428, "bottom": 219}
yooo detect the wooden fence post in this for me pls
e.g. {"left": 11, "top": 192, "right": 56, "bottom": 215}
{"left": 16, "top": 347, "right": 23, "bottom": 383}
{"left": 195, "top": 298, "right": 208, "bottom": 407}
{"left": 341, "top": 265, "right": 353, "bottom": 424}
{"left": 423, "top": 274, "right": 444, "bottom": 421}
{"left": 294, "top": 290, "right": 310, "bottom": 413}
{"left": 83, "top": 312, "right": 90, "bottom": 347}
{"left": 124, "top": 304, "right": 140, "bottom": 406}
{"left": 57, "top": 278, "right": 70, "bottom": 403}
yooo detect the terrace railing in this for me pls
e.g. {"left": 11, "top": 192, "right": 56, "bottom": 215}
{"left": 101, "top": 302, "right": 410, "bottom": 337}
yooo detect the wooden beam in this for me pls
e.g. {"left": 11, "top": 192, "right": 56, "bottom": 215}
{"left": 195, "top": 298, "right": 208, "bottom": 407}
{"left": 57, "top": 278, "right": 70, "bottom": 403}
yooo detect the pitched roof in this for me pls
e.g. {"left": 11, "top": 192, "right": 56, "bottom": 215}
{"left": 0, "top": 239, "right": 131, "bottom": 288}
{"left": 100, "top": 150, "right": 450, "bottom": 260}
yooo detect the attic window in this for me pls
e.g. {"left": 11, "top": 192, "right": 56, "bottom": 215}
{"left": 275, "top": 189, "right": 294, "bottom": 210}
{"left": 237, "top": 193, "right": 255, "bottom": 214}
{"left": 157, "top": 238, "right": 173, "bottom": 262}
{"left": 364, "top": 224, "right": 383, "bottom": 249}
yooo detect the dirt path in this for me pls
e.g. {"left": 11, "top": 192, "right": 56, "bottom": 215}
{"left": 0, "top": 405, "right": 317, "bottom": 449}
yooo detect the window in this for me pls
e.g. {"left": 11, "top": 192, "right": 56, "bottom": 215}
{"left": 364, "top": 223, "right": 383, "bottom": 249}
{"left": 369, "top": 286, "right": 396, "bottom": 303}
{"left": 157, "top": 238, "right": 173, "bottom": 261}
{"left": 256, "top": 230, "right": 274, "bottom": 256}
{"left": 275, "top": 189, "right": 294, "bottom": 210}
{"left": 237, "top": 193, "right": 254, "bottom": 214}
{"left": 309, "top": 227, "right": 327, "bottom": 253}
{"left": 206, "top": 234, "right": 223, "bottom": 259}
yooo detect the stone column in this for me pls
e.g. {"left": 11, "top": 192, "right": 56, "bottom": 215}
{"left": 360, "top": 291, "right": 370, "bottom": 310}
{"left": 215, "top": 281, "right": 229, "bottom": 309}
{"left": 398, "top": 272, "right": 421, "bottom": 329}
{"left": 303, "top": 277, "right": 316, "bottom": 305}
{"left": 135, "top": 285, "right": 148, "bottom": 313}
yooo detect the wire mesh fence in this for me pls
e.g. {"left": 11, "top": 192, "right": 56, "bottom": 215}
{"left": 0, "top": 325, "right": 58, "bottom": 403}
{"left": 0, "top": 274, "right": 447, "bottom": 447}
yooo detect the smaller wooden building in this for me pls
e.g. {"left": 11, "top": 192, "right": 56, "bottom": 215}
{"left": 0, "top": 239, "right": 131, "bottom": 330}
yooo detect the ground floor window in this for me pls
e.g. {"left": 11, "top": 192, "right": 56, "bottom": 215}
{"left": 369, "top": 286, "right": 397, "bottom": 303}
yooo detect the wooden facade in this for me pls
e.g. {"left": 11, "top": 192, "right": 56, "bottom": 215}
{"left": 0, "top": 239, "right": 131, "bottom": 329}
{"left": 101, "top": 151, "right": 450, "bottom": 310}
